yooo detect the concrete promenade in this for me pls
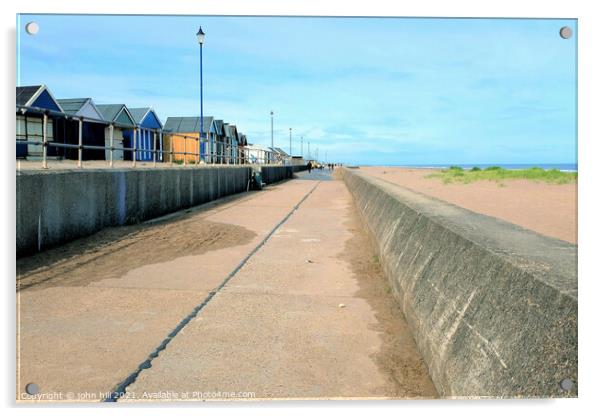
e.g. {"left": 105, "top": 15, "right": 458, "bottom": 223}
{"left": 17, "top": 170, "right": 436, "bottom": 402}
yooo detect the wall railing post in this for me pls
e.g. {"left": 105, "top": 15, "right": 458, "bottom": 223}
{"left": 152, "top": 130, "right": 157, "bottom": 167}
{"left": 109, "top": 123, "right": 114, "bottom": 168}
{"left": 169, "top": 134, "right": 173, "bottom": 166}
{"left": 159, "top": 130, "right": 163, "bottom": 163}
{"left": 77, "top": 117, "right": 83, "bottom": 169}
{"left": 132, "top": 128, "right": 137, "bottom": 168}
{"left": 197, "top": 136, "right": 201, "bottom": 165}
{"left": 42, "top": 112, "right": 48, "bottom": 169}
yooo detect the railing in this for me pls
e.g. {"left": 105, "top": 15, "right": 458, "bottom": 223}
{"left": 16, "top": 105, "right": 288, "bottom": 169}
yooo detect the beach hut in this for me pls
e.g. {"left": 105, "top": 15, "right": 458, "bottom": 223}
{"left": 56, "top": 98, "right": 107, "bottom": 160}
{"left": 162, "top": 116, "right": 217, "bottom": 163}
{"left": 222, "top": 123, "right": 233, "bottom": 164}
{"left": 128, "top": 108, "right": 163, "bottom": 162}
{"left": 227, "top": 125, "right": 239, "bottom": 164}
{"left": 213, "top": 119, "right": 227, "bottom": 164}
{"left": 233, "top": 133, "right": 248, "bottom": 164}
{"left": 16, "top": 85, "right": 64, "bottom": 159}
{"left": 96, "top": 104, "right": 137, "bottom": 161}
{"left": 234, "top": 131, "right": 243, "bottom": 164}
{"left": 201, "top": 117, "right": 219, "bottom": 163}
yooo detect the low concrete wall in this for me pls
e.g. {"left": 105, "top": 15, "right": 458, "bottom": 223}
{"left": 17, "top": 165, "right": 296, "bottom": 257}
{"left": 261, "top": 165, "right": 292, "bottom": 184}
{"left": 341, "top": 168, "right": 577, "bottom": 398}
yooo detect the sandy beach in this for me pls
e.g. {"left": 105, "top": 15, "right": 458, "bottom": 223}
{"left": 359, "top": 167, "right": 577, "bottom": 244}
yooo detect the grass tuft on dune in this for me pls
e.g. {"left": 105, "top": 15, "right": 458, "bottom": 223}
{"left": 426, "top": 166, "right": 577, "bottom": 185}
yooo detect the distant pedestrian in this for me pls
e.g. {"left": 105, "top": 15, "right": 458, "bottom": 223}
{"left": 307, "top": 161, "right": 312, "bottom": 173}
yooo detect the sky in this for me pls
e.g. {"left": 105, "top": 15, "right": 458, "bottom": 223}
{"left": 17, "top": 15, "right": 577, "bottom": 165}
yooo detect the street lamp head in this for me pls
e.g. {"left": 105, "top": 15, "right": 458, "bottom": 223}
{"left": 196, "top": 26, "right": 205, "bottom": 44}
{"left": 270, "top": 110, "right": 274, "bottom": 116}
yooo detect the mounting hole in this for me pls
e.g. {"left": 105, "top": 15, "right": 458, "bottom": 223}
{"left": 559, "top": 26, "right": 572, "bottom": 39}
{"left": 25, "top": 383, "right": 39, "bottom": 395}
{"left": 25, "top": 22, "right": 39, "bottom": 35}
{"left": 559, "top": 378, "right": 574, "bottom": 392}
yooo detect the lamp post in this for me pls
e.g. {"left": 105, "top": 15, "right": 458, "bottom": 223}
{"left": 308, "top": 141, "right": 310, "bottom": 160}
{"left": 301, "top": 136, "right": 303, "bottom": 159}
{"left": 270, "top": 111, "right": 274, "bottom": 156}
{"left": 289, "top": 128, "right": 292, "bottom": 157}
{"left": 197, "top": 26, "right": 205, "bottom": 164}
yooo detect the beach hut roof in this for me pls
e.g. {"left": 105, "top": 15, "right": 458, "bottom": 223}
{"left": 17, "top": 85, "right": 42, "bottom": 106}
{"left": 129, "top": 108, "right": 151, "bottom": 123}
{"left": 57, "top": 98, "right": 104, "bottom": 121}
{"left": 129, "top": 107, "right": 163, "bottom": 129}
{"left": 270, "top": 147, "right": 289, "bottom": 156}
{"left": 214, "top": 119, "right": 224, "bottom": 132}
{"left": 202, "top": 116, "right": 215, "bottom": 133}
{"left": 163, "top": 116, "right": 215, "bottom": 133}
{"left": 96, "top": 104, "right": 137, "bottom": 127}
{"left": 16, "top": 84, "right": 64, "bottom": 113}
{"left": 223, "top": 123, "right": 232, "bottom": 138}
{"left": 164, "top": 117, "right": 199, "bottom": 133}
{"left": 96, "top": 104, "right": 124, "bottom": 121}
{"left": 227, "top": 125, "right": 238, "bottom": 139}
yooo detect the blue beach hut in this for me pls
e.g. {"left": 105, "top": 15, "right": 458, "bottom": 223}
{"left": 56, "top": 98, "right": 107, "bottom": 160}
{"left": 16, "top": 85, "right": 64, "bottom": 158}
{"left": 128, "top": 107, "right": 164, "bottom": 162}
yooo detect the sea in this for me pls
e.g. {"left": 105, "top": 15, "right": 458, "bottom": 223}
{"left": 381, "top": 163, "right": 578, "bottom": 172}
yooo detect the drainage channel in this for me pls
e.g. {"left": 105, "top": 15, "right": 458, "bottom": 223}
{"left": 104, "top": 181, "right": 322, "bottom": 402}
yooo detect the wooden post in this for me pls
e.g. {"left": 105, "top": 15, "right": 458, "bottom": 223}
{"left": 42, "top": 113, "right": 48, "bottom": 169}
{"left": 109, "top": 123, "right": 114, "bottom": 168}
{"left": 77, "top": 117, "right": 83, "bottom": 168}
{"left": 197, "top": 135, "right": 201, "bottom": 165}
{"left": 152, "top": 130, "right": 157, "bottom": 167}
{"left": 159, "top": 131, "right": 163, "bottom": 163}
{"left": 132, "top": 128, "right": 137, "bottom": 168}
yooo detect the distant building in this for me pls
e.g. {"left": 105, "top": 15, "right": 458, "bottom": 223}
{"left": 291, "top": 156, "right": 306, "bottom": 166}
{"left": 246, "top": 143, "right": 275, "bottom": 164}
{"left": 96, "top": 104, "right": 137, "bottom": 161}
{"left": 57, "top": 98, "right": 106, "bottom": 160}
{"left": 16, "top": 85, "right": 63, "bottom": 159}
{"left": 128, "top": 108, "right": 163, "bottom": 162}
{"left": 269, "top": 147, "right": 290, "bottom": 164}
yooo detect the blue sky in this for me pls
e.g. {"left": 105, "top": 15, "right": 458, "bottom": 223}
{"left": 17, "top": 15, "right": 576, "bottom": 165}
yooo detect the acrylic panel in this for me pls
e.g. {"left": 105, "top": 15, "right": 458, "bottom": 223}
{"left": 16, "top": 14, "right": 577, "bottom": 402}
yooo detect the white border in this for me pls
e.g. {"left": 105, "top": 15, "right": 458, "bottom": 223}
{"left": 2, "top": 1, "right": 600, "bottom": 415}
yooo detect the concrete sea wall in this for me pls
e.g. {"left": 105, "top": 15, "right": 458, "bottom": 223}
{"left": 17, "top": 165, "right": 301, "bottom": 257}
{"left": 341, "top": 168, "right": 577, "bottom": 398}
